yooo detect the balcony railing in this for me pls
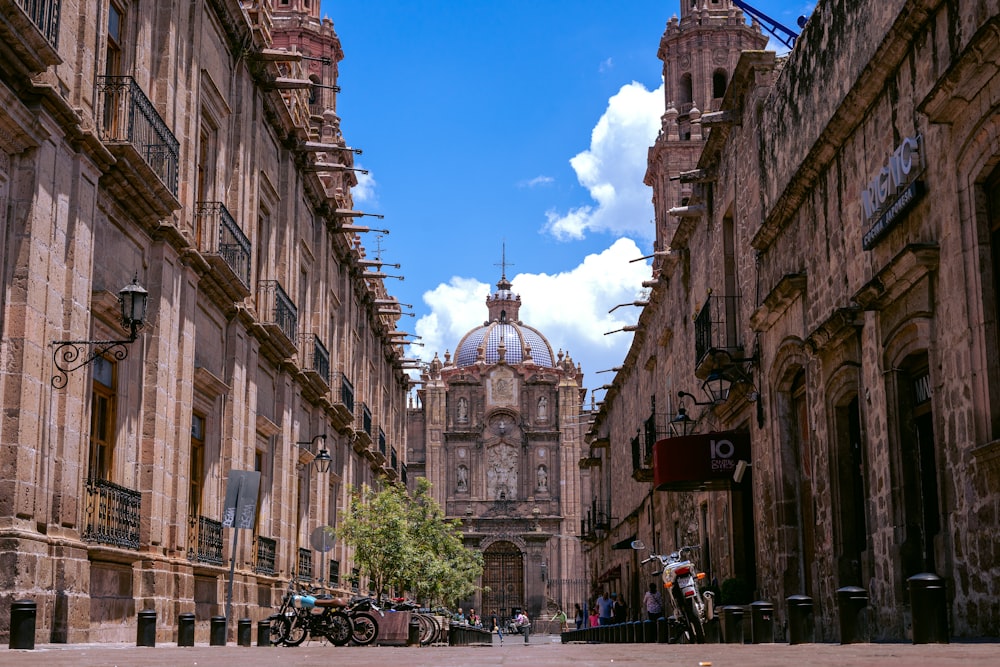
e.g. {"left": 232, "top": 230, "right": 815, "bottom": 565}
{"left": 256, "top": 280, "right": 298, "bottom": 345}
{"left": 378, "top": 428, "right": 386, "bottom": 456}
{"left": 299, "top": 334, "right": 331, "bottom": 386}
{"left": 15, "top": 0, "right": 60, "bottom": 46}
{"left": 254, "top": 535, "right": 277, "bottom": 576}
{"left": 96, "top": 76, "right": 179, "bottom": 197}
{"left": 83, "top": 478, "right": 141, "bottom": 550}
{"left": 694, "top": 294, "right": 742, "bottom": 367}
{"left": 390, "top": 446, "right": 397, "bottom": 470}
{"left": 361, "top": 403, "right": 372, "bottom": 437}
{"left": 297, "top": 547, "right": 313, "bottom": 581}
{"left": 334, "top": 372, "right": 355, "bottom": 413}
{"left": 194, "top": 202, "right": 251, "bottom": 290}
{"left": 188, "top": 514, "right": 224, "bottom": 565}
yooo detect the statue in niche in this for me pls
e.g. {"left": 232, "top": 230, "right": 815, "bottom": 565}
{"left": 486, "top": 444, "right": 518, "bottom": 500}
{"left": 537, "top": 395, "right": 548, "bottom": 421}
{"left": 457, "top": 397, "right": 469, "bottom": 423}
{"left": 537, "top": 464, "right": 548, "bottom": 490}
{"left": 457, "top": 464, "right": 469, "bottom": 492}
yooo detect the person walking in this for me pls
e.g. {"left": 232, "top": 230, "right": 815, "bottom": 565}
{"left": 514, "top": 608, "right": 531, "bottom": 644}
{"left": 490, "top": 610, "right": 503, "bottom": 644}
{"left": 643, "top": 582, "right": 664, "bottom": 622}
{"left": 596, "top": 591, "right": 614, "bottom": 625}
{"left": 612, "top": 593, "right": 627, "bottom": 624}
{"left": 574, "top": 603, "right": 585, "bottom": 630}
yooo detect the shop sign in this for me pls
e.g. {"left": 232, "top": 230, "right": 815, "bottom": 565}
{"left": 860, "top": 135, "right": 925, "bottom": 250}
{"left": 653, "top": 431, "right": 751, "bottom": 491}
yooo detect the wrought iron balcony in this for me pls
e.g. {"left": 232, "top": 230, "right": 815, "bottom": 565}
{"left": 254, "top": 535, "right": 277, "bottom": 576}
{"left": 256, "top": 280, "right": 298, "bottom": 350}
{"left": 694, "top": 294, "right": 743, "bottom": 371}
{"left": 187, "top": 514, "right": 224, "bottom": 565}
{"left": 0, "top": 0, "right": 61, "bottom": 75}
{"left": 194, "top": 202, "right": 251, "bottom": 294}
{"left": 329, "top": 372, "right": 354, "bottom": 429}
{"left": 299, "top": 333, "right": 331, "bottom": 388}
{"left": 297, "top": 547, "right": 313, "bottom": 582}
{"left": 17, "top": 0, "right": 58, "bottom": 45}
{"left": 390, "top": 445, "right": 397, "bottom": 470}
{"left": 96, "top": 76, "right": 179, "bottom": 199}
{"left": 378, "top": 427, "right": 386, "bottom": 456}
{"left": 83, "top": 478, "right": 141, "bottom": 550}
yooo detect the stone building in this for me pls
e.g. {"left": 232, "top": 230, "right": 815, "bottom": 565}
{"left": 587, "top": 0, "right": 1000, "bottom": 641}
{"left": 0, "top": 0, "right": 409, "bottom": 643}
{"left": 408, "top": 269, "right": 589, "bottom": 622}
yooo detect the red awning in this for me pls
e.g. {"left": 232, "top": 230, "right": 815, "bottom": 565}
{"left": 653, "top": 431, "right": 751, "bottom": 491}
{"left": 597, "top": 564, "right": 621, "bottom": 583}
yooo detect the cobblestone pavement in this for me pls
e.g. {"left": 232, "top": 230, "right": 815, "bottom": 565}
{"left": 2, "top": 635, "right": 999, "bottom": 667}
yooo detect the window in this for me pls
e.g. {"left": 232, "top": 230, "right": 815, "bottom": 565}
{"left": 713, "top": 70, "right": 728, "bottom": 99}
{"left": 106, "top": 2, "right": 123, "bottom": 77}
{"left": 88, "top": 356, "right": 116, "bottom": 481}
{"left": 190, "top": 413, "right": 206, "bottom": 516}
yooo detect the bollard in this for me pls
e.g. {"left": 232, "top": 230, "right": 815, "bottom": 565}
{"left": 908, "top": 573, "right": 949, "bottom": 644}
{"left": 643, "top": 619, "right": 656, "bottom": 643}
{"left": 721, "top": 606, "right": 745, "bottom": 644}
{"left": 257, "top": 618, "right": 271, "bottom": 646}
{"left": 178, "top": 612, "right": 195, "bottom": 647}
{"left": 210, "top": 615, "right": 227, "bottom": 646}
{"left": 408, "top": 616, "right": 421, "bottom": 646}
{"left": 750, "top": 600, "right": 774, "bottom": 643}
{"left": 656, "top": 616, "right": 669, "bottom": 643}
{"left": 237, "top": 618, "right": 252, "bottom": 647}
{"left": 786, "top": 595, "right": 814, "bottom": 644}
{"left": 10, "top": 599, "right": 37, "bottom": 650}
{"left": 836, "top": 586, "right": 869, "bottom": 644}
{"left": 136, "top": 609, "right": 157, "bottom": 647}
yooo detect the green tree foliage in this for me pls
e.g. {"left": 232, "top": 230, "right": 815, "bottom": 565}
{"left": 336, "top": 479, "right": 483, "bottom": 606}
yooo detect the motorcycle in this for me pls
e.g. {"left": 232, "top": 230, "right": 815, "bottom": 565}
{"left": 270, "top": 580, "right": 353, "bottom": 647}
{"left": 344, "top": 595, "right": 382, "bottom": 645}
{"left": 632, "top": 540, "right": 714, "bottom": 643}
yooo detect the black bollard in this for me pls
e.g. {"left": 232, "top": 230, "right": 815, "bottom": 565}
{"left": 178, "top": 612, "right": 195, "bottom": 647}
{"left": 750, "top": 600, "right": 774, "bottom": 643}
{"left": 786, "top": 595, "right": 814, "bottom": 644}
{"left": 257, "top": 618, "right": 271, "bottom": 646}
{"left": 408, "top": 615, "right": 421, "bottom": 646}
{"left": 908, "top": 573, "right": 949, "bottom": 644}
{"left": 656, "top": 616, "right": 669, "bottom": 643}
{"left": 237, "top": 618, "right": 252, "bottom": 647}
{"left": 210, "top": 615, "right": 227, "bottom": 646}
{"left": 9, "top": 599, "right": 36, "bottom": 650}
{"left": 721, "top": 606, "right": 745, "bottom": 644}
{"left": 136, "top": 609, "right": 157, "bottom": 647}
{"left": 643, "top": 619, "right": 656, "bottom": 643}
{"left": 836, "top": 586, "right": 869, "bottom": 644}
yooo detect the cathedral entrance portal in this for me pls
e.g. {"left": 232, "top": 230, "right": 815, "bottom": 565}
{"left": 482, "top": 541, "right": 524, "bottom": 620}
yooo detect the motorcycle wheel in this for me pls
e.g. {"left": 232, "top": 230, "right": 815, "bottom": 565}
{"left": 323, "top": 611, "right": 352, "bottom": 646}
{"left": 684, "top": 599, "right": 706, "bottom": 644}
{"left": 416, "top": 613, "right": 435, "bottom": 645}
{"left": 284, "top": 613, "right": 308, "bottom": 647}
{"left": 351, "top": 612, "right": 379, "bottom": 645}
{"left": 269, "top": 614, "right": 291, "bottom": 645}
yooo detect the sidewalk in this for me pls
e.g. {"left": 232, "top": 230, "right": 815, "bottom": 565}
{"left": 2, "top": 635, "right": 998, "bottom": 667}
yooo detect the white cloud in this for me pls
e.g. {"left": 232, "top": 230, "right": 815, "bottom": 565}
{"left": 350, "top": 167, "right": 377, "bottom": 204}
{"left": 412, "top": 238, "right": 652, "bottom": 386}
{"left": 599, "top": 57, "right": 614, "bottom": 73}
{"left": 518, "top": 175, "right": 555, "bottom": 188}
{"left": 544, "top": 81, "right": 663, "bottom": 242}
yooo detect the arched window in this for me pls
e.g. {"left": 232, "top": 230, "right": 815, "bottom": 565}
{"left": 679, "top": 73, "right": 693, "bottom": 105}
{"left": 713, "top": 69, "right": 728, "bottom": 99}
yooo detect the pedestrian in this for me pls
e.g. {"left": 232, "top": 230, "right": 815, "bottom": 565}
{"left": 490, "top": 610, "right": 503, "bottom": 644}
{"left": 588, "top": 606, "right": 599, "bottom": 628}
{"left": 574, "top": 602, "right": 585, "bottom": 630}
{"left": 596, "top": 590, "right": 614, "bottom": 625}
{"left": 469, "top": 608, "right": 481, "bottom": 627}
{"left": 514, "top": 608, "right": 530, "bottom": 644}
{"left": 612, "top": 592, "right": 628, "bottom": 623}
{"left": 643, "top": 582, "right": 664, "bottom": 622}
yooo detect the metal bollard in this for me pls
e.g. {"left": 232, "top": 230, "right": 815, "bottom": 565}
{"left": 643, "top": 619, "right": 656, "bottom": 642}
{"left": 210, "top": 615, "right": 227, "bottom": 646}
{"left": 656, "top": 616, "right": 669, "bottom": 643}
{"left": 178, "top": 612, "right": 195, "bottom": 647}
{"left": 136, "top": 609, "right": 157, "bottom": 647}
{"left": 836, "top": 586, "right": 869, "bottom": 644}
{"left": 750, "top": 600, "right": 774, "bottom": 643}
{"left": 908, "top": 573, "right": 949, "bottom": 644}
{"left": 786, "top": 595, "right": 814, "bottom": 644}
{"left": 257, "top": 618, "right": 271, "bottom": 646}
{"left": 408, "top": 615, "right": 421, "bottom": 646}
{"left": 237, "top": 618, "right": 252, "bottom": 647}
{"left": 721, "top": 606, "right": 745, "bottom": 644}
{"left": 9, "top": 599, "right": 36, "bottom": 650}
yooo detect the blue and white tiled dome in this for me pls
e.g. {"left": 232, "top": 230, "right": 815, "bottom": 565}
{"left": 452, "top": 272, "right": 556, "bottom": 368}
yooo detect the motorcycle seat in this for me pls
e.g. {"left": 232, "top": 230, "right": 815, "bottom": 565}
{"left": 315, "top": 597, "right": 348, "bottom": 608}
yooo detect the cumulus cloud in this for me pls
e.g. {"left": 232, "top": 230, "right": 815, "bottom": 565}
{"left": 544, "top": 81, "right": 662, "bottom": 242}
{"left": 412, "top": 238, "right": 653, "bottom": 385}
{"left": 350, "top": 167, "right": 377, "bottom": 204}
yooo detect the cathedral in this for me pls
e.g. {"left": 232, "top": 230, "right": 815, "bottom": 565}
{"left": 407, "top": 268, "right": 589, "bottom": 622}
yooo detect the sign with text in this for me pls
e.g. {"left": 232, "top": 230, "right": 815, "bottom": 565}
{"left": 222, "top": 469, "right": 260, "bottom": 530}
{"left": 653, "top": 431, "right": 751, "bottom": 491}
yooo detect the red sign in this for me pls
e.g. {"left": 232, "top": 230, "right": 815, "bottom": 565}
{"left": 653, "top": 431, "right": 751, "bottom": 491}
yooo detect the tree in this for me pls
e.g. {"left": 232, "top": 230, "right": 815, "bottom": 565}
{"left": 336, "top": 479, "right": 483, "bottom": 605}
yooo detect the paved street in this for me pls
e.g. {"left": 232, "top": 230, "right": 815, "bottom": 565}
{"left": 2, "top": 634, "right": 997, "bottom": 667}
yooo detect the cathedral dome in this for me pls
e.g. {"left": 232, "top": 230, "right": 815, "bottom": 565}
{"left": 453, "top": 272, "right": 556, "bottom": 368}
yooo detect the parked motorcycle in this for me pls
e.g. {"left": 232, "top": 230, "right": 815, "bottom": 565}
{"left": 270, "top": 580, "right": 352, "bottom": 647}
{"left": 632, "top": 540, "right": 714, "bottom": 643}
{"left": 345, "top": 595, "right": 382, "bottom": 645}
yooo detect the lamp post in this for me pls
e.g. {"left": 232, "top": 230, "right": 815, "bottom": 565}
{"left": 51, "top": 275, "right": 148, "bottom": 388}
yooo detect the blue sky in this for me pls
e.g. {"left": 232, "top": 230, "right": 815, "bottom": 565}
{"left": 319, "top": 1, "right": 811, "bottom": 396}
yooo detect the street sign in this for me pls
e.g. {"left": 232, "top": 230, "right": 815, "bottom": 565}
{"left": 222, "top": 470, "right": 260, "bottom": 529}
{"left": 311, "top": 525, "right": 336, "bottom": 553}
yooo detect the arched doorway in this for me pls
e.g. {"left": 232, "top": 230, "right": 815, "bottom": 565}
{"left": 482, "top": 541, "right": 524, "bottom": 621}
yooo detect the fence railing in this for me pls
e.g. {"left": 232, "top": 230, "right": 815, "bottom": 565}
{"left": 83, "top": 478, "right": 141, "bottom": 550}
{"left": 96, "top": 75, "right": 179, "bottom": 196}
{"left": 187, "top": 514, "right": 224, "bottom": 565}
{"left": 194, "top": 202, "right": 251, "bottom": 289}
{"left": 16, "top": 0, "right": 60, "bottom": 46}
{"left": 254, "top": 535, "right": 277, "bottom": 576}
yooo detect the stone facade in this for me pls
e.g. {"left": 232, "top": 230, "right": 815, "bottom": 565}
{"left": 586, "top": 0, "right": 1000, "bottom": 641}
{"left": 0, "top": 0, "right": 408, "bottom": 644}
